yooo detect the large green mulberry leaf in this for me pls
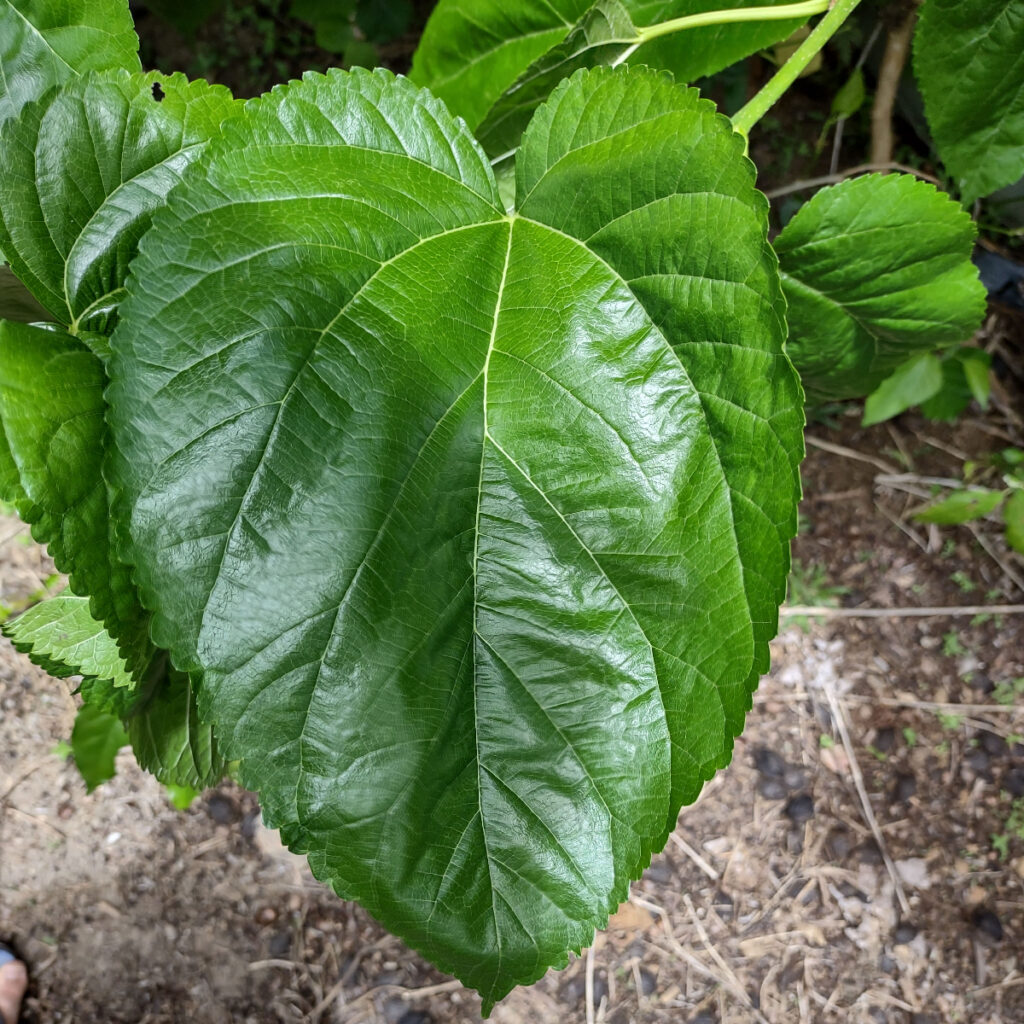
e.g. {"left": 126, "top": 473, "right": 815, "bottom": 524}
{"left": 914, "top": 0, "right": 1024, "bottom": 205}
{"left": 775, "top": 174, "right": 986, "bottom": 402}
{"left": 107, "top": 67, "right": 801, "bottom": 1006}
{"left": 0, "top": 0, "right": 140, "bottom": 126}
{"left": 410, "top": 0, "right": 813, "bottom": 135}
{"left": 0, "top": 69, "right": 241, "bottom": 334}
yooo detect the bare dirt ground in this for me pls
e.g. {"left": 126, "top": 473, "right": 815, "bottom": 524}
{"left": 2, "top": 343, "right": 1024, "bottom": 1023}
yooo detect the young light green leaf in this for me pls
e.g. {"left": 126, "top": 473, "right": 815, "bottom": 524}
{"left": 107, "top": 67, "right": 801, "bottom": 1006}
{"left": 0, "top": 0, "right": 140, "bottom": 126}
{"left": 775, "top": 174, "right": 986, "bottom": 402}
{"left": 0, "top": 69, "right": 240, "bottom": 332}
{"left": 0, "top": 320, "right": 151, "bottom": 673}
{"left": 919, "top": 355, "right": 973, "bottom": 422}
{"left": 913, "top": 488, "right": 1005, "bottom": 525}
{"left": 830, "top": 66, "right": 865, "bottom": 120}
{"left": 960, "top": 348, "right": 992, "bottom": 409}
{"left": 1005, "top": 490, "right": 1024, "bottom": 554}
{"left": 2, "top": 592, "right": 133, "bottom": 687}
{"left": 71, "top": 702, "right": 129, "bottom": 792}
{"left": 411, "top": 0, "right": 817, "bottom": 133}
{"left": 862, "top": 352, "right": 944, "bottom": 426}
{"left": 914, "top": 0, "right": 1024, "bottom": 204}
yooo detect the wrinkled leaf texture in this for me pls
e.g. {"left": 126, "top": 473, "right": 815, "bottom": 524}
{"left": 411, "top": 0, "right": 813, "bottom": 136}
{"left": 108, "top": 66, "right": 802, "bottom": 1005}
{"left": 914, "top": 0, "right": 1024, "bottom": 205}
{"left": 775, "top": 174, "right": 986, "bottom": 402}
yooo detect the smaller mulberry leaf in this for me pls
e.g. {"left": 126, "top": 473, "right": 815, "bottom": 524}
{"left": 774, "top": 174, "right": 986, "bottom": 402}
{"left": 0, "top": 0, "right": 140, "bottom": 127}
{"left": 0, "top": 69, "right": 241, "bottom": 332}
{"left": 914, "top": 0, "right": 1024, "bottom": 205}
{"left": 0, "top": 319, "right": 151, "bottom": 675}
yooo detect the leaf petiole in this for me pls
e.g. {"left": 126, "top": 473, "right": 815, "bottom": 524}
{"left": 732, "top": 0, "right": 865, "bottom": 136}
{"left": 635, "top": 0, "right": 830, "bottom": 46}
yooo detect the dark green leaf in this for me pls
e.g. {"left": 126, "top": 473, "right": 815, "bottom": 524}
{"left": 2, "top": 592, "right": 133, "bottom": 686}
{"left": 411, "top": 0, "right": 814, "bottom": 133}
{"left": 1005, "top": 490, "right": 1024, "bottom": 554}
{"left": 914, "top": 0, "right": 1024, "bottom": 204}
{"left": 862, "top": 352, "right": 944, "bottom": 426}
{"left": 107, "top": 67, "right": 801, "bottom": 1005}
{"left": 0, "top": 69, "right": 240, "bottom": 331}
{"left": 919, "top": 355, "right": 973, "bottom": 421}
{"left": 776, "top": 174, "right": 986, "bottom": 402}
{"left": 0, "top": 320, "right": 151, "bottom": 672}
{"left": 71, "top": 702, "right": 129, "bottom": 792}
{"left": 475, "top": 0, "right": 638, "bottom": 160}
{"left": 0, "top": 0, "right": 140, "bottom": 126}
{"left": 913, "top": 488, "right": 1005, "bottom": 525}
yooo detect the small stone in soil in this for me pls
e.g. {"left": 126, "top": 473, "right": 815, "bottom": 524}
{"left": 206, "top": 792, "right": 240, "bottom": 825}
{"left": 980, "top": 731, "right": 1006, "bottom": 756}
{"left": 966, "top": 749, "right": 991, "bottom": 778}
{"left": 873, "top": 726, "right": 896, "bottom": 753}
{"left": 644, "top": 859, "right": 673, "bottom": 884}
{"left": 894, "top": 922, "right": 918, "bottom": 944}
{"left": 397, "top": 1012, "right": 434, "bottom": 1024}
{"left": 785, "top": 794, "right": 815, "bottom": 823}
{"left": 971, "top": 908, "right": 1003, "bottom": 943}
{"left": 753, "top": 746, "right": 788, "bottom": 777}
{"left": 638, "top": 968, "right": 657, "bottom": 996}
{"left": 1005, "top": 767, "right": 1024, "bottom": 798}
{"left": 268, "top": 931, "right": 291, "bottom": 956}
{"left": 910, "top": 1015, "right": 937, "bottom": 1024}
{"left": 893, "top": 773, "right": 917, "bottom": 803}
{"left": 857, "top": 841, "right": 884, "bottom": 865}
{"left": 826, "top": 829, "right": 853, "bottom": 860}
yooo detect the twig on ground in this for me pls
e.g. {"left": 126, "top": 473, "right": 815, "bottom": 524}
{"left": 966, "top": 522, "right": 1024, "bottom": 593}
{"left": 873, "top": 498, "right": 930, "bottom": 551}
{"left": 585, "top": 942, "right": 597, "bottom": 1024}
{"left": 805, "top": 434, "right": 903, "bottom": 473}
{"left": 822, "top": 676, "right": 912, "bottom": 918}
{"left": 766, "top": 162, "right": 942, "bottom": 199}
{"left": 668, "top": 832, "right": 720, "bottom": 881}
{"left": 870, "top": 8, "right": 917, "bottom": 165}
{"left": 782, "top": 603, "right": 1024, "bottom": 618}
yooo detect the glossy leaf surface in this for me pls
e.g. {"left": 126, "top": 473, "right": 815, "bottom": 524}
{"left": 411, "top": 0, "right": 814, "bottom": 133}
{"left": 0, "top": 69, "right": 240, "bottom": 333}
{"left": 107, "top": 67, "right": 800, "bottom": 1005}
{"left": 775, "top": 174, "right": 986, "bottom": 402}
{"left": 0, "top": 0, "right": 140, "bottom": 126}
{"left": 914, "top": 0, "right": 1024, "bottom": 204}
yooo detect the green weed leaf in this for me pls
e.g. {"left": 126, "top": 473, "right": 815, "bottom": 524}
{"left": 70, "top": 702, "right": 129, "bottom": 791}
{"left": 776, "top": 174, "right": 986, "bottom": 402}
{"left": 914, "top": 489, "right": 1005, "bottom": 525}
{"left": 914, "top": 0, "right": 1024, "bottom": 204}
{"left": 0, "top": 0, "right": 140, "bottom": 127}
{"left": 862, "top": 352, "right": 944, "bottom": 426}
{"left": 1005, "top": 490, "right": 1024, "bottom": 554}
{"left": 107, "top": 67, "right": 800, "bottom": 1006}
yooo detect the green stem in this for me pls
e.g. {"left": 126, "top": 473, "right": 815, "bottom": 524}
{"left": 732, "top": 0, "right": 865, "bottom": 136}
{"left": 636, "top": 0, "right": 829, "bottom": 45}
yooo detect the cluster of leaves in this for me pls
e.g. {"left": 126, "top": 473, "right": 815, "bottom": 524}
{"left": 0, "top": 0, "right": 1021, "bottom": 1009}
